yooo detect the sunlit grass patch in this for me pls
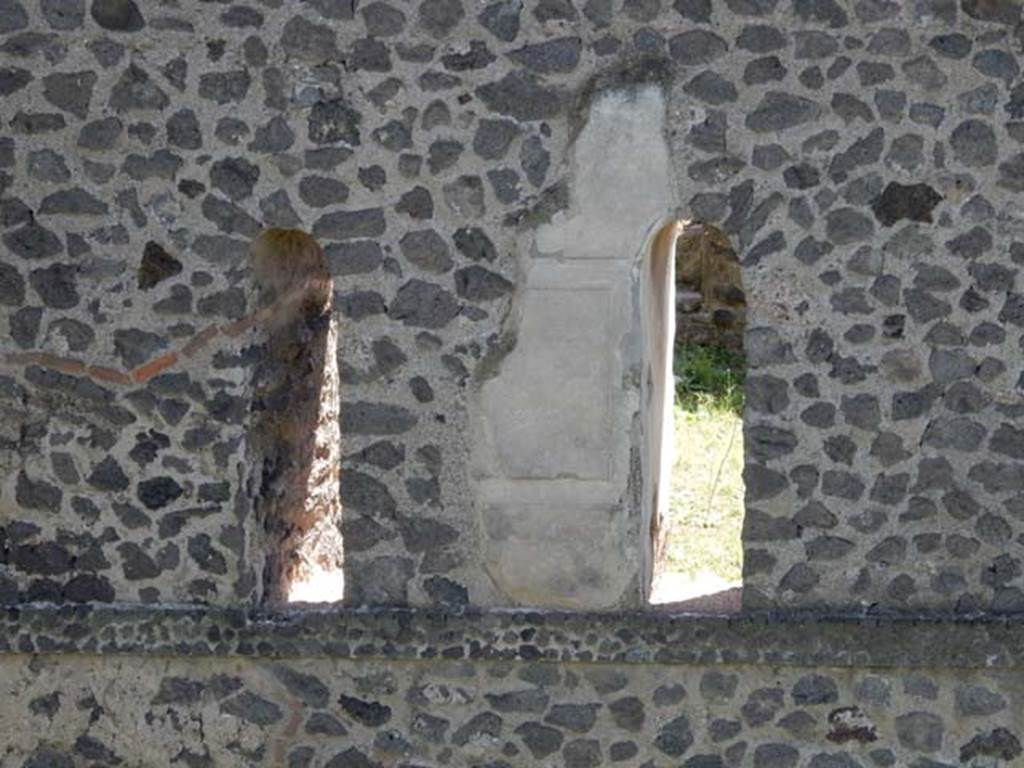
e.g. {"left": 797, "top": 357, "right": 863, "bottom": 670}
{"left": 673, "top": 343, "right": 745, "bottom": 416}
{"left": 661, "top": 343, "right": 745, "bottom": 584}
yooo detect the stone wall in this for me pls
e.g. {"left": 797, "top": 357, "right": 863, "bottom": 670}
{"left": 6, "top": 1, "right": 1024, "bottom": 763}
{"left": 9, "top": 653, "right": 1017, "bottom": 767}
{"left": 3, "top": 0, "right": 1024, "bottom": 613}
{"left": 676, "top": 223, "right": 746, "bottom": 351}
{"left": 2, "top": 607, "right": 1024, "bottom": 766}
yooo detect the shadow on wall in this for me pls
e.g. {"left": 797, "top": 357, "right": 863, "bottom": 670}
{"left": 250, "top": 229, "right": 344, "bottom": 604}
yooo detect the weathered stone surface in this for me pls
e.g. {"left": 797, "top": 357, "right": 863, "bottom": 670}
{"left": 136, "top": 477, "right": 183, "bottom": 510}
{"left": 516, "top": 721, "right": 563, "bottom": 758}
{"left": 25, "top": 151, "right": 68, "bottom": 185}
{"left": 0, "top": 66, "right": 30, "bottom": 96}
{"left": 280, "top": 16, "right": 338, "bottom": 63}
{"left": 78, "top": 116, "right": 123, "bottom": 149}
{"left": 90, "top": 0, "right": 145, "bottom": 31}
{"left": 668, "top": 30, "right": 728, "bottom": 65}
{"left": 39, "top": 188, "right": 108, "bottom": 216}
{"left": 473, "top": 118, "right": 518, "bottom": 160}
{"left": 477, "top": 71, "right": 567, "bottom": 121}
{"left": 0, "top": 0, "right": 29, "bottom": 33}
{"left": 389, "top": 279, "right": 460, "bottom": 327}
{"left": 684, "top": 71, "right": 738, "bottom": 104}
{"left": 362, "top": 1, "right": 406, "bottom": 35}
{"left": 455, "top": 265, "right": 513, "bottom": 300}
{"left": 138, "top": 243, "right": 182, "bottom": 290}
{"left": 86, "top": 456, "right": 129, "bottom": 492}
{"left": 400, "top": 229, "right": 452, "bottom": 273}
{"left": 951, "top": 118, "right": 998, "bottom": 167}
{"left": 746, "top": 92, "right": 821, "bottom": 132}
{"left": 826, "top": 208, "right": 874, "bottom": 244}
{"left": 29, "top": 263, "right": 79, "bottom": 309}
{"left": 42, "top": 71, "right": 96, "bottom": 119}
{"left": 0, "top": 261, "right": 25, "bottom": 306}
{"left": 418, "top": 0, "right": 464, "bottom": 36}
{"left": 113, "top": 328, "right": 166, "bottom": 367}
{"left": 903, "top": 55, "right": 947, "bottom": 90}
{"left": 961, "top": 728, "right": 1022, "bottom": 763}
{"left": 221, "top": 691, "right": 282, "bottom": 725}
{"left": 109, "top": 65, "right": 168, "bottom": 112}
{"left": 198, "top": 70, "right": 250, "bottom": 104}
{"left": 479, "top": 0, "right": 521, "bottom": 41}
{"left": 655, "top": 714, "right": 694, "bottom": 756}
{"left": 895, "top": 712, "right": 943, "bottom": 752}
{"left": 509, "top": 37, "right": 581, "bottom": 73}
{"left": 248, "top": 116, "right": 294, "bottom": 153}
{"left": 872, "top": 182, "right": 943, "bottom": 226}
{"left": 341, "top": 402, "right": 417, "bottom": 436}
{"left": 314, "top": 208, "right": 386, "bottom": 240}
{"left": 395, "top": 186, "right": 433, "bottom": 219}
{"left": 209, "top": 157, "right": 259, "bottom": 201}
{"left": 962, "top": 0, "right": 1020, "bottom": 24}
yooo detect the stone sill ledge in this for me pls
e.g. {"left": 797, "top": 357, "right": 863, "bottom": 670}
{"left": 2, "top": 603, "right": 1024, "bottom": 669}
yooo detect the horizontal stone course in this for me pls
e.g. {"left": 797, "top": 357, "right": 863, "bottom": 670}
{"left": 5, "top": 603, "right": 1024, "bottom": 670}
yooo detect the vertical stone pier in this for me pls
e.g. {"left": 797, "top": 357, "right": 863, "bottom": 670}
{"left": 471, "top": 86, "right": 677, "bottom": 609}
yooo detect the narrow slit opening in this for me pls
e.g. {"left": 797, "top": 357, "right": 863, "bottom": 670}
{"left": 251, "top": 229, "right": 344, "bottom": 604}
{"left": 649, "top": 221, "right": 746, "bottom": 611}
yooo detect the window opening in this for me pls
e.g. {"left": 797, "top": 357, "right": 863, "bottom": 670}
{"left": 251, "top": 229, "right": 344, "bottom": 603}
{"left": 649, "top": 221, "right": 746, "bottom": 610}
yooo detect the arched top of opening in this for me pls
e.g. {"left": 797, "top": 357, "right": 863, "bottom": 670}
{"left": 251, "top": 228, "right": 333, "bottom": 323}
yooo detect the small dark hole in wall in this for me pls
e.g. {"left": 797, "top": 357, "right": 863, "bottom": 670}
{"left": 251, "top": 229, "right": 344, "bottom": 603}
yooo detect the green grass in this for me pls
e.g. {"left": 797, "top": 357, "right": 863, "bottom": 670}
{"left": 673, "top": 343, "right": 746, "bottom": 416}
{"left": 660, "top": 344, "right": 746, "bottom": 584}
